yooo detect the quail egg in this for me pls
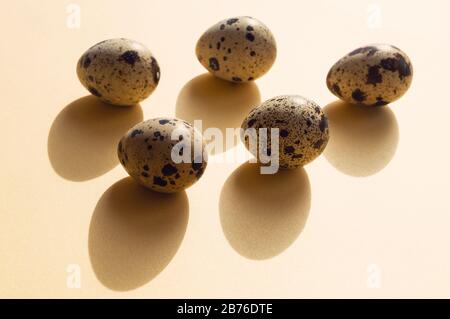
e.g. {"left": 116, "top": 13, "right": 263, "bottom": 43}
{"left": 241, "top": 95, "right": 329, "bottom": 169}
{"left": 77, "top": 38, "right": 160, "bottom": 106}
{"left": 327, "top": 44, "right": 413, "bottom": 106}
{"left": 118, "top": 118, "right": 208, "bottom": 193}
{"left": 196, "top": 16, "right": 276, "bottom": 83}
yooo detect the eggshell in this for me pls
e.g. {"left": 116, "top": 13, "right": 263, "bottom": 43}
{"left": 241, "top": 95, "right": 329, "bottom": 169}
{"left": 77, "top": 38, "right": 160, "bottom": 106}
{"left": 196, "top": 16, "right": 276, "bottom": 83}
{"left": 118, "top": 118, "right": 207, "bottom": 193}
{"left": 326, "top": 44, "right": 413, "bottom": 106}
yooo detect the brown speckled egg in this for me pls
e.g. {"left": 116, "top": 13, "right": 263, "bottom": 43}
{"left": 118, "top": 118, "right": 207, "bottom": 193}
{"left": 241, "top": 95, "right": 329, "bottom": 169}
{"left": 327, "top": 44, "right": 413, "bottom": 106}
{"left": 196, "top": 16, "right": 276, "bottom": 83}
{"left": 77, "top": 38, "right": 160, "bottom": 106}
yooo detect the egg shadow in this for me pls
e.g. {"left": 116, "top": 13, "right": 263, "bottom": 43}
{"left": 219, "top": 163, "right": 311, "bottom": 260}
{"left": 175, "top": 73, "right": 261, "bottom": 155}
{"left": 47, "top": 96, "right": 143, "bottom": 181}
{"left": 323, "top": 100, "right": 399, "bottom": 177}
{"left": 88, "top": 177, "right": 189, "bottom": 291}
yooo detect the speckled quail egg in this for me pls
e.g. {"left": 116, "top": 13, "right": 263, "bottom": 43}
{"left": 241, "top": 95, "right": 329, "bottom": 169}
{"left": 326, "top": 44, "right": 413, "bottom": 106}
{"left": 118, "top": 118, "right": 208, "bottom": 193}
{"left": 196, "top": 16, "right": 277, "bottom": 83}
{"left": 77, "top": 38, "right": 160, "bottom": 106}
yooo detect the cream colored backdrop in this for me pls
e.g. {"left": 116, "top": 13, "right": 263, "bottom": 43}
{"left": 1, "top": 0, "right": 449, "bottom": 298}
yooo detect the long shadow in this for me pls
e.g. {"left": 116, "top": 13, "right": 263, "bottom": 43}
{"left": 219, "top": 163, "right": 311, "bottom": 260}
{"left": 323, "top": 100, "right": 399, "bottom": 177}
{"left": 88, "top": 177, "right": 189, "bottom": 291}
{"left": 48, "top": 96, "right": 143, "bottom": 181}
{"left": 176, "top": 73, "right": 260, "bottom": 154}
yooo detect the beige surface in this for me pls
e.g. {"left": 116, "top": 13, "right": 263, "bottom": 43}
{"left": 1, "top": 0, "right": 450, "bottom": 298}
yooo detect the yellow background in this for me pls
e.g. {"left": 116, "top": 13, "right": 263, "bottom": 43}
{"left": 1, "top": 0, "right": 450, "bottom": 298}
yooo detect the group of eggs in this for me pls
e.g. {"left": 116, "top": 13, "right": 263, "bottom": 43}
{"left": 76, "top": 16, "right": 413, "bottom": 193}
